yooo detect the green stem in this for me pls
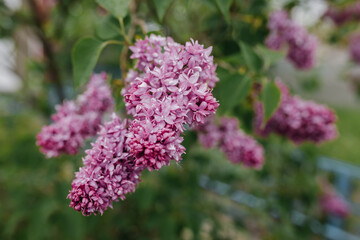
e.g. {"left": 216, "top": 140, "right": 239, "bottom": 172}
{"left": 119, "top": 51, "right": 123, "bottom": 76}
{"left": 104, "top": 40, "right": 124, "bottom": 46}
{"left": 118, "top": 17, "right": 132, "bottom": 45}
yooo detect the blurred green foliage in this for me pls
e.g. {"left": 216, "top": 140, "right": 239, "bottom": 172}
{"left": 319, "top": 107, "right": 360, "bottom": 165}
{"left": 0, "top": 112, "right": 322, "bottom": 240}
{"left": 0, "top": 113, "right": 220, "bottom": 239}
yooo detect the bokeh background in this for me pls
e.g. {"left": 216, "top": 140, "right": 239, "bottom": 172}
{"left": 1, "top": 0, "right": 360, "bottom": 239}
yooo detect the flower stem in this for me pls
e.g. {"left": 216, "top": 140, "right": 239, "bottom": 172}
{"left": 119, "top": 17, "right": 132, "bottom": 45}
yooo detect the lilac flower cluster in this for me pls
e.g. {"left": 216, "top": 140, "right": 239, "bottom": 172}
{"left": 254, "top": 80, "right": 337, "bottom": 144}
{"left": 68, "top": 35, "right": 219, "bottom": 215}
{"left": 197, "top": 117, "right": 264, "bottom": 169}
{"left": 265, "top": 10, "right": 317, "bottom": 70}
{"left": 324, "top": 2, "right": 360, "bottom": 26}
{"left": 123, "top": 35, "right": 219, "bottom": 171}
{"left": 68, "top": 115, "right": 142, "bottom": 216}
{"left": 350, "top": 34, "right": 360, "bottom": 64}
{"left": 128, "top": 35, "right": 218, "bottom": 88}
{"left": 320, "top": 190, "right": 349, "bottom": 218}
{"left": 37, "top": 73, "right": 114, "bottom": 158}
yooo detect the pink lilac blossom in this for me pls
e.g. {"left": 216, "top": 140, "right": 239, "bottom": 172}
{"left": 129, "top": 35, "right": 177, "bottom": 72}
{"left": 254, "top": 80, "right": 337, "bottom": 144}
{"left": 324, "top": 2, "right": 360, "bottom": 26}
{"left": 350, "top": 34, "right": 360, "bottom": 64}
{"left": 77, "top": 72, "right": 114, "bottom": 113}
{"left": 320, "top": 190, "right": 349, "bottom": 218}
{"left": 265, "top": 10, "right": 317, "bottom": 70}
{"left": 126, "top": 119, "right": 185, "bottom": 171}
{"left": 196, "top": 117, "right": 264, "bottom": 169}
{"left": 128, "top": 34, "right": 219, "bottom": 88}
{"left": 68, "top": 36, "right": 219, "bottom": 215}
{"left": 123, "top": 35, "right": 219, "bottom": 171}
{"left": 37, "top": 112, "right": 102, "bottom": 158}
{"left": 68, "top": 115, "right": 142, "bottom": 216}
{"left": 50, "top": 100, "right": 78, "bottom": 122}
{"left": 37, "top": 73, "right": 113, "bottom": 158}
{"left": 197, "top": 117, "right": 223, "bottom": 149}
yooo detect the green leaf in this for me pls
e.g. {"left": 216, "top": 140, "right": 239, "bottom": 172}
{"left": 257, "top": 45, "right": 284, "bottom": 69}
{"left": 236, "top": 75, "right": 253, "bottom": 103}
{"left": 96, "top": 0, "right": 131, "bottom": 18}
{"left": 262, "top": 81, "right": 281, "bottom": 123}
{"left": 213, "top": 70, "right": 253, "bottom": 114}
{"left": 239, "top": 42, "right": 264, "bottom": 72}
{"left": 72, "top": 38, "right": 107, "bottom": 88}
{"left": 95, "top": 16, "right": 122, "bottom": 40}
{"left": 153, "top": 0, "right": 173, "bottom": 22}
{"left": 215, "top": 0, "right": 233, "bottom": 23}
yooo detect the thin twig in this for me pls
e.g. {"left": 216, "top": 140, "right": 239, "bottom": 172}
{"left": 27, "top": 0, "right": 64, "bottom": 102}
{"left": 119, "top": 17, "right": 132, "bottom": 45}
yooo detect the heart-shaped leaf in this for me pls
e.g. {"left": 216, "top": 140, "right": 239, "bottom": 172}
{"left": 153, "top": 0, "right": 173, "bottom": 22}
{"left": 239, "top": 42, "right": 264, "bottom": 72}
{"left": 262, "top": 81, "right": 281, "bottom": 124}
{"left": 214, "top": 70, "right": 253, "bottom": 114}
{"left": 257, "top": 45, "right": 284, "bottom": 69}
{"left": 215, "top": 0, "right": 233, "bottom": 23}
{"left": 96, "top": 16, "right": 122, "bottom": 40}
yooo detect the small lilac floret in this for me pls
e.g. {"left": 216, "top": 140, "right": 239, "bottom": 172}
{"left": 324, "top": 2, "right": 360, "bottom": 26}
{"left": 68, "top": 114, "right": 142, "bottom": 216}
{"left": 37, "top": 73, "right": 114, "bottom": 157}
{"left": 254, "top": 80, "right": 337, "bottom": 144}
{"left": 265, "top": 10, "right": 317, "bottom": 70}
{"left": 196, "top": 117, "right": 264, "bottom": 169}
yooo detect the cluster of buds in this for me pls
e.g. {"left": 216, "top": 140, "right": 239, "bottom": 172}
{"left": 36, "top": 73, "right": 114, "bottom": 158}
{"left": 265, "top": 10, "right": 317, "bottom": 70}
{"left": 196, "top": 117, "right": 264, "bottom": 169}
{"left": 68, "top": 35, "right": 219, "bottom": 215}
{"left": 254, "top": 80, "right": 337, "bottom": 144}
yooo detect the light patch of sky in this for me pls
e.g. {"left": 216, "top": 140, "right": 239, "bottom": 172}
{"left": 271, "top": 0, "right": 328, "bottom": 27}
{"left": 0, "top": 40, "right": 22, "bottom": 92}
{"left": 292, "top": 0, "right": 328, "bottom": 27}
{"left": 3, "top": 0, "right": 22, "bottom": 11}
